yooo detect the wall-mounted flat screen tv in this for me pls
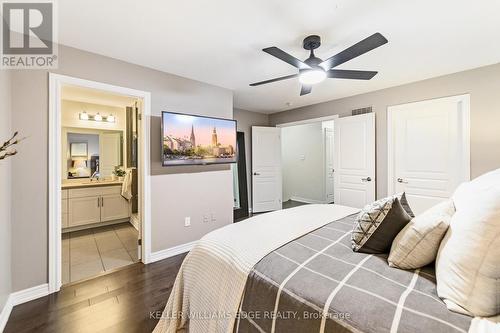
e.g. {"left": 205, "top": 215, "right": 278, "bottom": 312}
{"left": 162, "top": 111, "right": 237, "bottom": 166}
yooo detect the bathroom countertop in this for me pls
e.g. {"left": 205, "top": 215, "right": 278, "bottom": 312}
{"left": 61, "top": 180, "right": 123, "bottom": 190}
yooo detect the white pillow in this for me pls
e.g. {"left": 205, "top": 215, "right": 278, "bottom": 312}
{"left": 388, "top": 199, "right": 454, "bottom": 269}
{"left": 436, "top": 168, "right": 500, "bottom": 317}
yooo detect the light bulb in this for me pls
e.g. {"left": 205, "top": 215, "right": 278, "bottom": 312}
{"left": 79, "top": 112, "right": 89, "bottom": 120}
{"left": 299, "top": 69, "right": 326, "bottom": 85}
{"left": 107, "top": 114, "right": 115, "bottom": 123}
{"left": 94, "top": 113, "right": 102, "bottom": 121}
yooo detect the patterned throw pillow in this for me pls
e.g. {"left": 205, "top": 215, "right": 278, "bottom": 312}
{"left": 351, "top": 193, "right": 413, "bottom": 254}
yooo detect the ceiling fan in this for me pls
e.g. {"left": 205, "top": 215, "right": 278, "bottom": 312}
{"left": 249, "top": 33, "right": 388, "bottom": 96}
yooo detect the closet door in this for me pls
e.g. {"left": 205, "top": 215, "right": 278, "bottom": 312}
{"left": 388, "top": 94, "right": 470, "bottom": 214}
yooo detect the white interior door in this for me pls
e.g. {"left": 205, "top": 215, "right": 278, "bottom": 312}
{"left": 334, "top": 113, "right": 375, "bottom": 208}
{"left": 388, "top": 95, "right": 470, "bottom": 215}
{"left": 99, "top": 132, "right": 121, "bottom": 177}
{"left": 252, "top": 126, "right": 282, "bottom": 213}
{"left": 324, "top": 128, "right": 335, "bottom": 203}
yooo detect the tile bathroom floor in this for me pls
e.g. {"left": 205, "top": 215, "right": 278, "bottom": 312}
{"left": 62, "top": 223, "right": 139, "bottom": 284}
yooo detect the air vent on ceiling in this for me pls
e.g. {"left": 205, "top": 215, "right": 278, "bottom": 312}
{"left": 352, "top": 106, "right": 372, "bottom": 116}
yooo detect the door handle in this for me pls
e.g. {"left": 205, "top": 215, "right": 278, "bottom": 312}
{"left": 97, "top": 198, "right": 100, "bottom": 207}
{"left": 101, "top": 197, "right": 104, "bottom": 207}
{"left": 361, "top": 177, "right": 372, "bottom": 182}
{"left": 397, "top": 178, "right": 409, "bottom": 184}
{"left": 253, "top": 172, "right": 260, "bottom": 176}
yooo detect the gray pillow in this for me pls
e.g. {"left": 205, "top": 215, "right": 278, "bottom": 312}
{"left": 351, "top": 193, "right": 412, "bottom": 254}
{"left": 399, "top": 192, "right": 415, "bottom": 218}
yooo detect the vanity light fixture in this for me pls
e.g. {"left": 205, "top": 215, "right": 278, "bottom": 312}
{"left": 79, "top": 111, "right": 89, "bottom": 120}
{"left": 78, "top": 111, "right": 116, "bottom": 123}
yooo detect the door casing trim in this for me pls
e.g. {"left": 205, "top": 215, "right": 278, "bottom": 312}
{"left": 48, "top": 73, "right": 152, "bottom": 293}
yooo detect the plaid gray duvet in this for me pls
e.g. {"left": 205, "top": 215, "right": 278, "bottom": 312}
{"left": 235, "top": 214, "right": 472, "bottom": 333}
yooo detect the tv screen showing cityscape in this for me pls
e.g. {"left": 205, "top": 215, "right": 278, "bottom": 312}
{"left": 161, "top": 112, "right": 237, "bottom": 166}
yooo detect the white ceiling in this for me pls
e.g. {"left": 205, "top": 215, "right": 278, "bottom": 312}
{"left": 58, "top": 0, "right": 500, "bottom": 114}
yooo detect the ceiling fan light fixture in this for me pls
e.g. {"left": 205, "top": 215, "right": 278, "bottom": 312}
{"left": 299, "top": 69, "right": 326, "bottom": 85}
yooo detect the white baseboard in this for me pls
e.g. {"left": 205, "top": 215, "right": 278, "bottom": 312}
{"left": 148, "top": 241, "right": 197, "bottom": 263}
{"left": 289, "top": 196, "right": 328, "bottom": 204}
{"left": 0, "top": 295, "right": 13, "bottom": 333}
{"left": 11, "top": 284, "right": 49, "bottom": 306}
{"left": 0, "top": 283, "right": 49, "bottom": 331}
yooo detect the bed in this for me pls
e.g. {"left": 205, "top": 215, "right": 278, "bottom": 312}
{"left": 153, "top": 204, "right": 483, "bottom": 333}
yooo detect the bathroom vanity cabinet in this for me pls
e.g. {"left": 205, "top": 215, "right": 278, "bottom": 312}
{"left": 61, "top": 183, "right": 129, "bottom": 231}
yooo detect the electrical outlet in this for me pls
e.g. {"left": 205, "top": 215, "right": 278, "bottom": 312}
{"left": 211, "top": 213, "right": 216, "bottom": 222}
{"left": 203, "top": 215, "right": 209, "bottom": 223}
{"left": 184, "top": 217, "right": 191, "bottom": 227}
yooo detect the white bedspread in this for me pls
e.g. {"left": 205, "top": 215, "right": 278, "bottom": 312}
{"left": 153, "top": 204, "right": 359, "bottom": 333}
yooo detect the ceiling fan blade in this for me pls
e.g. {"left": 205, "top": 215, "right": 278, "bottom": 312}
{"left": 249, "top": 74, "right": 298, "bottom": 86}
{"left": 300, "top": 85, "right": 312, "bottom": 96}
{"left": 263, "top": 47, "right": 310, "bottom": 70}
{"left": 327, "top": 69, "right": 378, "bottom": 80}
{"left": 320, "top": 33, "right": 388, "bottom": 70}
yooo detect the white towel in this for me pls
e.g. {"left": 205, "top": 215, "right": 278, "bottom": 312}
{"left": 121, "top": 169, "right": 133, "bottom": 200}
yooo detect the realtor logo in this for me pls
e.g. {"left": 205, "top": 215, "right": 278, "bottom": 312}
{"left": 1, "top": 0, "right": 58, "bottom": 69}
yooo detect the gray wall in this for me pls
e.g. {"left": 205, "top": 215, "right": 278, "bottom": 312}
{"left": 233, "top": 108, "right": 269, "bottom": 211}
{"left": 0, "top": 71, "right": 12, "bottom": 312}
{"left": 10, "top": 45, "right": 234, "bottom": 292}
{"left": 270, "top": 63, "right": 500, "bottom": 198}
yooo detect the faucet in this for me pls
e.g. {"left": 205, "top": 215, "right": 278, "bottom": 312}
{"left": 90, "top": 168, "right": 100, "bottom": 182}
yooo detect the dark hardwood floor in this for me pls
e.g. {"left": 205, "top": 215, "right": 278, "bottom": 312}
{"left": 235, "top": 200, "right": 309, "bottom": 222}
{"left": 5, "top": 253, "right": 186, "bottom": 333}
{"left": 282, "top": 200, "right": 308, "bottom": 209}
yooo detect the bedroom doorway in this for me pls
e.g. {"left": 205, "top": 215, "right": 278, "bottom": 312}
{"left": 251, "top": 115, "right": 339, "bottom": 213}
{"left": 280, "top": 120, "right": 335, "bottom": 206}
{"left": 387, "top": 94, "right": 470, "bottom": 214}
{"left": 48, "top": 74, "right": 152, "bottom": 292}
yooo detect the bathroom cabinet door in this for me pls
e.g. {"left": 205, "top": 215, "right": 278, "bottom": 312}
{"left": 69, "top": 196, "right": 101, "bottom": 227}
{"left": 100, "top": 194, "right": 129, "bottom": 222}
